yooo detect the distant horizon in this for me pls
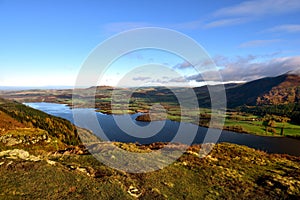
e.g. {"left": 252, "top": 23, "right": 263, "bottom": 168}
{"left": 0, "top": 82, "right": 245, "bottom": 90}
{"left": 0, "top": 86, "right": 74, "bottom": 90}
{"left": 2, "top": 70, "right": 299, "bottom": 90}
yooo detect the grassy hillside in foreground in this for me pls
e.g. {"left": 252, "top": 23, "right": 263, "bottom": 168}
{"left": 0, "top": 142, "right": 299, "bottom": 199}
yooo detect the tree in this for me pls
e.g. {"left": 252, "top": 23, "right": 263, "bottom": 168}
{"left": 268, "top": 120, "right": 276, "bottom": 127}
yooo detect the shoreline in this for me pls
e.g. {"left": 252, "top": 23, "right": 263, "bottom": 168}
{"left": 23, "top": 101, "right": 300, "bottom": 140}
{"left": 17, "top": 101, "right": 300, "bottom": 156}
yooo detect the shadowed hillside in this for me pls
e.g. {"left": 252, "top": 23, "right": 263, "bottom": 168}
{"left": 226, "top": 73, "right": 300, "bottom": 108}
{"left": 191, "top": 73, "right": 300, "bottom": 108}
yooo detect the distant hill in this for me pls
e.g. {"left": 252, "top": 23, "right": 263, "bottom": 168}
{"left": 193, "top": 83, "right": 241, "bottom": 107}
{"left": 256, "top": 74, "right": 300, "bottom": 105}
{"left": 1, "top": 72, "right": 299, "bottom": 110}
{"left": 226, "top": 73, "right": 300, "bottom": 108}
{"left": 192, "top": 73, "right": 300, "bottom": 108}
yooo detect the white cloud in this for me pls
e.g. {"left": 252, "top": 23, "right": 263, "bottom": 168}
{"left": 91, "top": 55, "right": 300, "bottom": 86}
{"left": 213, "top": 0, "right": 300, "bottom": 17}
{"left": 204, "top": 18, "right": 249, "bottom": 29}
{"left": 100, "top": 0, "right": 300, "bottom": 33}
{"left": 173, "top": 61, "right": 192, "bottom": 69}
{"left": 178, "top": 0, "right": 300, "bottom": 29}
{"left": 205, "top": 0, "right": 300, "bottom": 28}
{"left": 184, "top": 55, "right": 300, "bottom": 82}
{"left": 239, "top": 39, "right": 282, "bottom": 48}
{"left": 217, "top": 55, "right": 300, "bottom": 81}
{"left": 132, "top": 76, "right": 151, "bottom": 81}
{"left": 264, "top": 24, "right": 300, "bottom": 34}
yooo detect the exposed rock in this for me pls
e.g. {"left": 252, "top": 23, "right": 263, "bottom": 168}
{"left": 0, "top": 149, "right": 41, "bottom": 161}
{"left": 0, "top": 130, "right": 51, "bottom": 146}
{"left": 76, "top": 167, "right": 90, "bottom": 176}
{"left": 162, "top": 182, "right": 174, "bottom": 188}
{"left": 46, "top": 159, "right": 57, "bottom": 166}
{"left": 67, "top": 165, "right": 77, "bottom": 170}
{"left": 206, "top": 155, "right": 218, "bottom": 162}
{"left": 127, "top": 186, "right": 142, "bottom": 198}
{"left": 6, "top": 161, "right": 13, "bottom": 166}
{"left": 55, "top": 145, "right": 89, "bottom": 155}
{"left": 2, "top": 137, "right": 22, "bottom": 146}
{"left": 186, "top": 150, "right": 200, "bottom": 157}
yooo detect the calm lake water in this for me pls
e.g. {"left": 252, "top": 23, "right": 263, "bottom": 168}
{"left": 24, "top": 102, "right": 300, "bottom": 156}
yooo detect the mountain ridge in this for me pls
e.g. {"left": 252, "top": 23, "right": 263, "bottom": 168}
{"left": 225, "top": 73, "right": 300, "bottom": 107}
{"left": 1, "top": 72, "right": 299, "bottom": 109}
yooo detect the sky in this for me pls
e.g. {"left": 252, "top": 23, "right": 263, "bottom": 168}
{"left": 0, "top": 0, "right": 300, "bottom": 87}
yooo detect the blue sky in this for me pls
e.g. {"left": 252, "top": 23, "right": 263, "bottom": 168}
{"left": 0, "top": 0, "right": 300, "bottom": 87}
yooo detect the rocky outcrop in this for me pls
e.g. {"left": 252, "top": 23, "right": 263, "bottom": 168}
{"left": 0, "top": 129, "right": 51, "bottom": 146}
{"left": 0, "top": 149, "right": 40, "bottom": 161}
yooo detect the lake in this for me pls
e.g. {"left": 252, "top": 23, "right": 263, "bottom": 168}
{"left": 24, "top": 102, "right": 300, "bottom": 156}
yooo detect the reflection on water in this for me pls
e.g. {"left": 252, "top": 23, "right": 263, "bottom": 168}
{"left": 24, "top": 102, "right": 300, "bottom": 156}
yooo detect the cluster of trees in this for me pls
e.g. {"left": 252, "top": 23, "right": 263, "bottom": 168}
{"left": 239, "top": 103, "right": 300, "bottom": 125}
{"left": 261, "top": 115, "right": 282, "bottom": 135}
{"left": 0, "top": 99, "right": 80, "bottom": 145}
{"left": 290, "top": 103, "right": 300, "bottom": 124}
{"left": 223, "top": 125, "right": 245, "bottom": 133}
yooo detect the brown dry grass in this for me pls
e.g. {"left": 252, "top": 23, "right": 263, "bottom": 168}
{"left": 0, "top": 111, "right": 25, "bottom": 133}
